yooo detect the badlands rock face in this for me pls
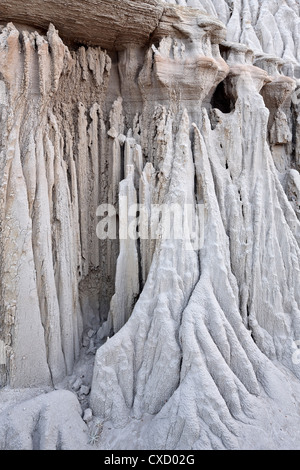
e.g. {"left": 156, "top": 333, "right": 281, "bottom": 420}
{"left": 0, "top": 0, "right": 300, "bottom": 450}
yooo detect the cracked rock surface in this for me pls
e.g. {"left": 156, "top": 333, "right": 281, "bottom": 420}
{"left": 1, "top": 0, "right": 300, "bottom": 450}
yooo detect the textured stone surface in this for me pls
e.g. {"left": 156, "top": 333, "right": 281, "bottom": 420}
{"left": 0, "top": 0, "right": 300, "bottom": 451}
{"left": 0, "top": 0, "right": 164, "bottom": 49}
{"left": 0, "top": 390, "right": 88, "bottom": 450}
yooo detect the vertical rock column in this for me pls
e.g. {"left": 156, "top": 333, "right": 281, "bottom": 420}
{"left": 90, "top": 6, "right": 231, "bottom": 432}
{"left": 0, "top": 23, "right": 113, "bottom": 387}
{"left": 0, "top": 24, "right": 57, "bottom": 387}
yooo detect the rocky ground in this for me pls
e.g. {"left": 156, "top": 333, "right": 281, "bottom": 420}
{"left": 0, "top": 0, "right": 300, "bottom": 450}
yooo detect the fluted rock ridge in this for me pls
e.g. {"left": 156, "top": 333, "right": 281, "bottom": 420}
{"left": 0, "top": 0, "right": 300, "bottom": 450}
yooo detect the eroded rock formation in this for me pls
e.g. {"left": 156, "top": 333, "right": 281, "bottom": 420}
{"left": 1, "top": 0, "right": 300, "bottom": 450}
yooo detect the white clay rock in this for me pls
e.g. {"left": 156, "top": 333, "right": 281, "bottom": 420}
{"left": 0, "top": 0, "right": 300, "bottom": 451}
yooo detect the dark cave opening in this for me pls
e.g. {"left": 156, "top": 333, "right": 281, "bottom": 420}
{"left": 211, "top": 81, "right": 235, "bottom": 114}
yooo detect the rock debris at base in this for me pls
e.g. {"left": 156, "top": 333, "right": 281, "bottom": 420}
{"left": 0, "top": 0, "right": 300, "bottom": 450}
